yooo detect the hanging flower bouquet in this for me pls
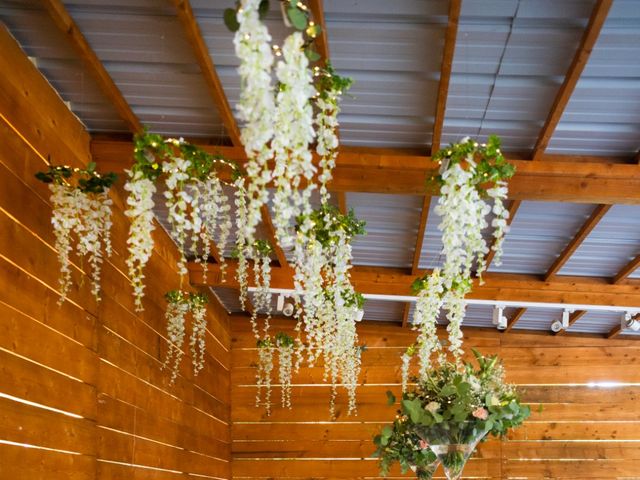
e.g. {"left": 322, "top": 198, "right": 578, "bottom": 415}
{"left": 36, "top": 163, "right": 117, "bottom": 303}
{"left": 376, "top": 351, "right": 530, "bottom": 480}
{"left": 163, "top": 289, "right": 210, "bottom": 383}
{"left": 125, "top": 133, "right": 238, "bottom": 311}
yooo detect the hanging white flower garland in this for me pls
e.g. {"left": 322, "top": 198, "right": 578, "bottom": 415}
{"left": 36, "top": 164, "right": 116, "bottom": 304}
{"left": 163, "top": 290, "right": 210, "bottom": 383}
{"left": 407, "top": 136, "right": 514, "bottom": 379}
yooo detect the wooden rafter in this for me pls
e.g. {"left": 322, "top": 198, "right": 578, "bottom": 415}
{"left": 531, "top": 0, "right": 613, "bottom": 160}
{"left": 613, "top": 254, "right": 640, "bottom": 284}
{"left": 484, "top": 199, "right": 521, "bottom": 271}
{"left": 260, "top": 205, "right": 290, "bottom": 269}
{"left": 544, "top": 204, "right": 611, "bottom": 281}
{"left": 92, "top": 140, "right": 640, "bottom": 203}
{"left": 431, "top": 0, "right": 461, "bottom": 154}
{"left": 337, "top": 192, "right": 347, "bottom": 215}
{"left": 41, "top": 0, "right": 142, "bottom": 133}
{"left": 308, "top": 0, "right": 330, "bottom": 64}
{"left": 172, "top": 0, "right": 242, "bottom": 146}
{"left": 402, "top": 195, "right": 432, "bottom": 327}
{"left": 189, "top": 261, "right": 640, "bottom": 307}
{"left": 554, "top": 310, "right": 588, "bottom": 336}
{"left": 504, "top": 307, "right": 527, "bottom": 333}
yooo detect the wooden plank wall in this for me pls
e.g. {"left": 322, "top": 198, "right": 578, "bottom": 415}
{"left": 0, "top": 26, "right": 231, "bottom": 479}
{"left": 231, "top": 317, "right": 640, "bottom": 479}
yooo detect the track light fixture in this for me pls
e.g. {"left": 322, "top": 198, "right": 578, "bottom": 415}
{"left": 277, "top": 294, "right": 295, "bottom": 317}
{"left": 492, "top": 305, "right": 507, "bottom": 330}
{"left": 551, "top": 308, "right": 573, "bottom": 333}
{"left": 354, "top": 308, "right": 365, "bottom": 322}
{"left": 623, "top": 312, "right": 640, "bottom": 331}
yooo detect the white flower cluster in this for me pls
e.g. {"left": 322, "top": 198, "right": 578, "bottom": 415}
{"left": 400, "top": 351, "right": 412, "bottom": 393}
{"left": 272, "top": 32, "right": 317, "bottom": 247}
{"left": 163, "top": 291, "right": 210, "bottom": 384}
{"left": 233, "top": 0, "right": 275, "bottom": 260}
{"left": 487, "top": 180, "right": 509, "bottom": 266}
{"left": 190, "top": 299, "right": 208, "bottom": 375}
{"left": 251, "top": 252, "right": 273, "bottom": 340}
{"left": 315, "top": 89, "right": 340, "bottom": 202}
{"left": 164, "top": 156, "right": 192, "bottom": 275}
{"left": 412, "top": 270, "right": 445, "bottom": 380}
{"left": 124, "top": 171, "right": 157, "bottom": 312}
{"left": 50, "top": 183, "right": 113, "bottom": 304}
{"left": 256, "top": 340, "right": 274, "bottom": 416}
{"left": 277, "top": 341, "right": 294, "bottom": 409}
{"left": 163, "top": 298, "right": 189, "bottom": 385}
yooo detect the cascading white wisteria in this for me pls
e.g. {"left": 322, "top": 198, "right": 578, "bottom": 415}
{"left": 487, "top": 180, "right": 510, "bottom": 267}
{"left": 124, "top": 171, "right": 157, "bottom": 312}
{"left": 190, "top": 299, "right": 208, "bottom": 375}
{"left": 163, "top": 156, "right": 192, "bottom": 276}
{"left": 233, "top": 0, "right": 276, "bottom": 256}
{"left": 277, "top": 339, "right": 294, "bottom": 409}
{"left": 251, "top": 250, "right": 273, "bottom": 339}
{"left": 315, "top": 85, "right": 340, "bottom": 202}
{"left": 271, "top": 32, "right": 317, "bottom": 246}
{"left": 163, "top": 298, "right": 189, "bottom": 384}
{"left": 413, "top": 271, "right": 445, "bottom": 380}
{"left": 77, "top": 190, "right": 113, "bottom": 301}
{"left": 256, "top": 340, "right": 274, "bottom": 415}
{"left": 196, "top": 175, "right": 232, "bottom": 281}
{"left": 50, "top": 185, "right": 84, "bottom": 303}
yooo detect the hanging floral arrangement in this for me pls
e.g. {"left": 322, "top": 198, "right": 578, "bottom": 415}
{"left": 375, "top": 351, "right": 530, "bottom": 480}
{"left": 125, "top": 133, "right": 238, "bottom": 311}
{"left": 36, "top": 163, "right": 117, "bottom": 303}
{"left": 163, "top": 289, "right": 210, "bottom": 383}
{"left": 293, "top": 204, "right": 366, "bottom": 417}
{"left": 256, "top": 336, "right": 274, "bottom": 415}
{"left": 406, "top": 136, "right": 514, "bottom": 377}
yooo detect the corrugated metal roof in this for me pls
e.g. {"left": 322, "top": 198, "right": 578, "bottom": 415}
{"left": 546, "top": 0, "right": 640, "bottom": 156}
{"left": 348, "top": 193, "right": 423, "bottom": 268}
{"left": 559, "top": 205, "right": 640, "bottom": 277}
{"left": 441, "top": 0, "right": 595, "bottom": 153}
{"left": 0, "top": 1, "right": 128, "bottom": 133}
{"left": 489, "top": 200, "right": 595, "bottom": 274}
{"left": 511, "top": 307, "right": 562, "bottom": 332}
{"left": 361, "top": 299, "right": 404, "bottom": 323}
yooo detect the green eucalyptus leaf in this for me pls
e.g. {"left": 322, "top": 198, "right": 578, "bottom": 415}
{"left": 287, "top": 6, "right": 307, "bottom": 30}
{"left": 86, "top": 161, "right": 96, "bottom": 173}
{"left": 304, "top": 46, "right": 321, "bottom": 61}
{"left": 386, "top": 390, "right": 396, "bottom": 406}
{"left": 258, "top": 0, "right": 270, "bottom": 19}
{"left": 224, "top": 8, "right": 240, "bottom": 32}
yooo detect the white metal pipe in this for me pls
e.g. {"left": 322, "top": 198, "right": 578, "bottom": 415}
{"left": 248, "top": 287, "right": 640, "bottom": 313}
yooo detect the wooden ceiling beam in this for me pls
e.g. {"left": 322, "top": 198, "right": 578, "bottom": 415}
{"left": 613, "top": 254, "right": 640, "bottom": 284}
{"left": 531, "top": 0, "right": 613, "bottom": 160}
{"left": 402, "top": 195, "right": 432, "bottom": 327}
{"left": 431, "top": 0, "right": 461, "bottom": 154}
{"left": 607, "top": 323, "right": 622, "bottom": 339}
{"left": 189, "top": 261, "right": 640, "bottom": 307}
{"left": 171, "top": 0, "right": 242, "bottom": 146}
{"left": 91, "top": 140, "right": 640, "bottom": 204}
{"left": 503, "top": 307, "right": 527, "bottom": 333}
{"left": 544, "top": 204, "right": 611, "bottom": 281}
{"left": 308, "top": 0, "right": 330, "bottom": 64}
{"left": 41, "top": 0, "right": 142, "bottom": 133}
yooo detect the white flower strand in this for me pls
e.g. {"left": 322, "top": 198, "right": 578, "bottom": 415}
{"left": 163, "top": 156, "right": 192, "bottom": 276}
{"left": 412, "top": 270, "right": 445, "bottom": 380}
{"left": 163, "top": 299, "right": 189, "bottom": 385}
{"left": 315, "top": 88, "right": 340, "bottom": 203}
{"left": 50, "top": 184, "right": 83, "bottom": 303}
{"left": 199, "top": 175, "right": 232, "bottom": 280}
{"left": 190, "top": 300, "right": 208, "bottom": 375}
{"left": 272, "top": 32, "right": 317, "bottom": 247}
{"left": 124, "top": 171, "right": 157, "bottom": 312}
{"left": 400, "top": 351, "right": 412, "bottom": 393}
{"left": 234, "top": 0, "right": 275, "bottom": 257}
{"left": 256, "top": 341, "right": 274, "bottom": 416}
{"left": 278, "top": 343, "right": 293, "bottom": 409}
{"left": 487, "top": 180, "right": 510, "bottom": 267}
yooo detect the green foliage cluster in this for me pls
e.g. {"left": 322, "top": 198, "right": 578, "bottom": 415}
{"left": 35, "top": 162, "right": 117, "bottom": 194}
{"left": 315, "top": 61, "right": 353, "bottom": 100}
{"left": 165, "top": 290, "right": 209, "bottom": 308}
{"left": 275, "top": 332, "right": 295, "bottom": 348}
{"left": 296, "top": 203, "right": 366, "bottom": 248}
{"left": 322, "top": 288, "right": 365, "bottom": 310}
{"left": 132, "top": 131, "right": 241, "bottom": 182}
{"left": 429, "top": 135, "right": 515, "bottom": 193}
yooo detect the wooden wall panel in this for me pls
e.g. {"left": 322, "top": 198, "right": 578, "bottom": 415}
{"left": 231, "top": 318, "right": 640, "bottom": 479}
{"left": 0, "top": 27, "right": 231, "bottom": 479}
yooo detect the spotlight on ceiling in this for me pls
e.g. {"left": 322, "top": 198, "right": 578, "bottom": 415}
{"left": 354, "top": 309, "right": 365, "bottom": 322}
{"left": 551, "top": 309, "right": 572, "bottom": 333}
{"left": 492, "top": 305, "right": 507, "bottom": 330}
{"left": 623, "top": 312, "right": 640, "bottom": 331}
{"left": 277, "top": 294, "right": 295, "bottom": 317}
{"left": 550, "top": 320, "right": 563, "bottom": 333}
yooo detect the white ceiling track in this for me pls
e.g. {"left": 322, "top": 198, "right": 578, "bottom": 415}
{"left": 248, "top": 287, "right": 640, "bottom": 314}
